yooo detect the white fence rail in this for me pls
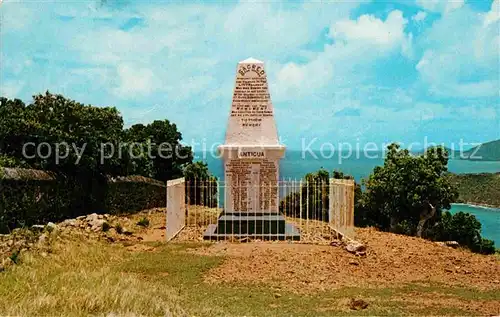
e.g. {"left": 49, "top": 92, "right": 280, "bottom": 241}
{"left": 166, "top": 177, "right": 186, "bottom": 241}
{"left": 166, "top": 178, "right": 355, "bottom": 243}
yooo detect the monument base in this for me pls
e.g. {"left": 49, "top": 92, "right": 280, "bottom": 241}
{"left": 203, "top": 212, "right": 300, "bottom": 241}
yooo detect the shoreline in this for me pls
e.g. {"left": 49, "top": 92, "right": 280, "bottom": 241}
{"left": 452, "top": 202, "right": 500, "bottom": 210}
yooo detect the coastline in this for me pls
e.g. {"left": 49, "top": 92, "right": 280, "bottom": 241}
{"left": 452, "top": 202, "right": 500, "bottom": 210}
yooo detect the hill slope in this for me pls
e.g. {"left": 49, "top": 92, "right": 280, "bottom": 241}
{"left": 460, "top": 139, "right": 500, "bottom": 161}
{"left": 447, "top": 172, "right": 500, "bottom": 207}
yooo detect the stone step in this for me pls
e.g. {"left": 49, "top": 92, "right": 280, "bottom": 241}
{"left": 203, "top": 224, "right": 300, "bottom": 241}
{"left": 216, "top": 213, "right": 286, "bottom": 234}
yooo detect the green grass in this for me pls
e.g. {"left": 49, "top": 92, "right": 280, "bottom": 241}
{"left": 0, "top": 238, "right": 498, "bottom": 316}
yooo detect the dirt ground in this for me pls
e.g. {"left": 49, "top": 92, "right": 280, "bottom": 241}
{"left": 7, "top": 208, "right": 498, "bottom": 315}
{"left": 132, "top": 210, "right": 499, "bottom": 295}
{"left": 191, "top": 228, "right": 500, "bottom": 292}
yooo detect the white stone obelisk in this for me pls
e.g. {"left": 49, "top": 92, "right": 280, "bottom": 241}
{"left": 218, "top": 58, "right": 286, "bottom": 214}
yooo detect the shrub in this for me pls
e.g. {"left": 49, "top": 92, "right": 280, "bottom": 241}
{"left": 427, "top": 211, "right": 495, "bottom": 254}
{"left": 102, "top": 222, "right": 110, "bottom": 232}
{"left": 472, "top": 238, "right": 496, "bottom": 255}
{"left": 184, "top": 162, "right": 218, "bottom": 208}
{"left": 392, "top": 220, "right": 414, "bottom": 236}
{"left": 9, "top": 250, "right": 20, "bottom": 264}
{"left": 115, "top": 223, "right": 123, "bottom": 234}
{"left": 136, "top": 217, "right": 150, "bottom": 227}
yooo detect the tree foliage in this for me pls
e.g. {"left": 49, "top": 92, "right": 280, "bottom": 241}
{"left": 427, "top": 211, "right": 495, "bottom": 254}
{"left": 0, "top": 92, "right": 194, "bottom": 221}
{"left": 0, "top": 92, "right": 193, "bottom": 181}
{"left": 280, "top": 169, "right": 361, "bottom": 221}
{"left": 183, "top": 161, "right": 218, "bottom": 207}
{"left": 124, "top": 120, "right": 192, "bottom": 181}
{"left": 360, "top": 143, "right": 494, "bottom": 254}
{"left": 361, "top": 144, "right": 458, "bottom": 235}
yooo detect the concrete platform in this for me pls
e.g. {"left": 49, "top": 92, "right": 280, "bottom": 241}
{"left": 216, "top": 213, "right": 285, "bottom": 234}
{"left": 203, "top": 223, "right": 300, "bottom": 241}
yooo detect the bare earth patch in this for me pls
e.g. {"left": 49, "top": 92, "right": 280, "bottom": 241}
{"left": 198, "top": 228, "right": 500, "bottom": 293}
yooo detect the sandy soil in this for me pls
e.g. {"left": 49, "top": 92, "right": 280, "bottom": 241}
{"left": 193, "top": 228, "right": 500, "bottom": 293}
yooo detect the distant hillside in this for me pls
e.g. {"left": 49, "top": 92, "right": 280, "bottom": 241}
{"left": 447, "top": 172, "right": 500, "bottom": 208}
{"left": 418, "top": 139, "right": 500, "bottom": 161}
{"left": 459, "top": 139, "right": 500, "bottom": 161}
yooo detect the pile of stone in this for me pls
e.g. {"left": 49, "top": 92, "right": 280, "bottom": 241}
{"left": 0, "top": 223, "right": 57, "bottom": 271}
{"left": 0, "top": 212, "right": 143, "bottom": 271}
{"left": 59, "top": 213, "right": 134, "bottom": 236}
{"left": 435, "top": 241, "right": 460, "bottom": 248}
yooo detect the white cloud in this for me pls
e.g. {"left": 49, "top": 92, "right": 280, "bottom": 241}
{"left": 273, "top": 10, "right": 412, "bottom": 100}
{"left": 484, "top": 0, "right": 500, "bottom": 26}
{"left": 113, "top": 64, "right": 157, "bottom": 97}
{"left": 415, "top": 3, "right": 499, "bottom": 98}
{"left": 0, "top": 80, "right": 24, "bottom": 98}
{"left": 331, "top": 10, "right": 408, "bottom": 49}
{"left": 416, "top": 0, "right": 465, "bottom": 14}
{"left": 1, "top": 1, "right": 498, "bottom": 145}
{"left": 412, "top": 11, "right": 428, "bottom": 22}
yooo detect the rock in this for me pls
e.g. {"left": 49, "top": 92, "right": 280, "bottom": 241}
{"left": 66, "top": 219, "right": 78, "bottom": 227}
{"left": 89, "top": 219, "right": 105, "bottom": 232}
{"left": 97, "top": 214, "right": 104, "bottom": 220}
{"left": 356, "top": 251, "right": 367, "bottom": 257}
{"left": 349, "top": 298, "right": 369, "bottom": 310}
{"left": 76, "top": 216, "right": 86, "bottom": 220}
{"left": 85, "top": 213, "right": 99, "bottom": 223}
{"left": 330, "top": 240, "right": 342, "bottom": 247}
{"left": 121, "top": 227, "right": 133, "bottom": 235}
{"left": 31, "top": 225, "right": 45, "bottom": 232}
{"left": 436, "top": 241, "right": 460, "bottom": 248}
{"left": 46, "top": 222, "right": 57, "bottom": 232}
{"left": 349, "top": 260, "right": 359, "bottom": 266}
{"left": 274, "top": 293, "right": 282, "bottom": 298}
{"left": 345, "top": 241, "right": 366, "bottom": 254}
{"left": 41, "top": 252, "right": 48, "bottom": 258}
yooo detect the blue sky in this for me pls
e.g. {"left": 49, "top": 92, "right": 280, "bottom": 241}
{"left": 1, "top": 0, "right": 499, "bottom": 150}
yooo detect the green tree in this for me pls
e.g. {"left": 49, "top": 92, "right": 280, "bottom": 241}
{"left": 124, "top": 120, "right": 193, "bottom": 181}
{"left": 362, "top": 143, "right": 458, "bottom": 236}
{"left": 183, "top": 161, "right": 218, "bottom": 207}
{"left": 280, "top": 169, "right": 362, "bottom": 222}
{"left": 0, "top": 97, "right": 30, "bottom": 164}
{"left": 1, "top": 92, "right": 124, "bottom": 176}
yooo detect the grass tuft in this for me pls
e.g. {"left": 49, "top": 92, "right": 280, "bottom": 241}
{"left": 136, "top": 217, "right": 150, "bottom": 228}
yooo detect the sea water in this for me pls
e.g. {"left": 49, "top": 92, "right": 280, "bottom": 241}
{"left": 449, "top": 204, "right": 500, "bottom": 245}
{"left": 197, "top": 150, "right": 500, "bottom": 181}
